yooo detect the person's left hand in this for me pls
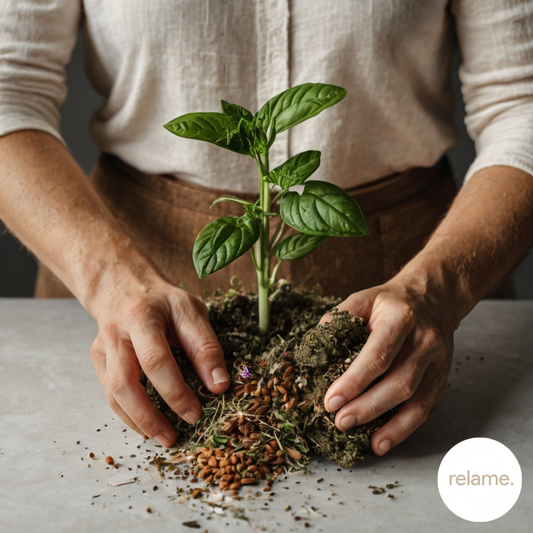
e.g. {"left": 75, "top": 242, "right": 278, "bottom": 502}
{"left": 320, "top": 276, "right": 456, "bottom": 456}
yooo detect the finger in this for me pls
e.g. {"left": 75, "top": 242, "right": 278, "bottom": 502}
{"left": 324, "top": 305, "right": 416, "bottom": 412}
{"left": 102, "top": 326, "right": 178, "bottom": 448}
{"left": 370, "top": 364, "right": 444, "bottom": 456}
{"left": 90, "top": 338, "right": 143, "bottom": 436}
{"left": 319, "top": 290, "right": 375, "bottom": 325}
{"left": 171, "top": 293, "right": 230, "bottom": 394}
{"left": 334, "top": 337, "right": 428, "bottom": 431}
{"left": 130, "top": 325, "right": 204, "bottom": 426}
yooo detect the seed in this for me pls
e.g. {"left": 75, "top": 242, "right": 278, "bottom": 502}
{"left": 292, "top": 384, "right": 298, "bottom": 394}
{"left": 263, "top": 395, "right": 271, "bottom": 404}
{"left": 265, "top": 444, "right": 275, "bottom": 454}
{"left": 288, "top": 449, "right": 302, "bottom": 461}
{"left": 276, "top": 450, "right": 285, "bottom": 457}
{"left": 146, "top": 507, "right": 151, "bottom": 513}
{"left": 263, "top": 486, "right": 271, "bottom": 492}
{"left": 276, "top": 385, "right": 287, "bottom": 395}
{"left": 215, "top": 450, "right": 225, "bottom": 458}
{"left": 230, "top": 455, "right": 238, "bottom": 465}
{"left": 285, "top": 398, "right": 296, "bottom": 411}
{"left": 198, "top": 468, "right": 208, "bottom": 479}
{"left": 208, "top": 456, "right": 218, "bottom": 467}
{"left": 273, "top": 376, "right": 280, "bottom": 386}
{"left": 192, "top": 488, "right": 202, "bottom": 499}
{"left": 267, "top": 379, "right": 274, "bottom": 390}
{"left": 235, "top": 388, "right": 246, "bottom": 397}
{"left": 241, "top": 478, "right": 256, "bottom": 485}
{"left": 205, "top": 475, "right": 214, "bottom": 484}
{"left": 215, "top": 469, "right": 225, "bottom": 478}
{"left": 221, "top": 474, "right": 234, "bottom": 482}
{"left": 237, "top": 463, "right": 246, "bottom": 473}
{"left": 255, "top": 406, "right": 270, "bottom": 416}
{"left": 283, "top": 365, "right": 294, "bottom": 379}
{"left": 229, "top": 482, "right": 241, "bottom": 490}
{"left": 221, "top": 420, "right": 238, "bottom": 434}
{"left": 105, "top": 456, "right": 114, "bottom": 465}
{"left": 283, "top": 393, "right": 289, "bottom": 403}
{"left": 247, "top": 464, "right": 258, "bottom": 472}
{"left": 253, "top": 470, "right": 262, "bottom": 479}
{"left": 261, "top": 388, "right": 269, "bottom": 397}
{"left": 219, "top": 458, "right": 229, "bottom": 467}
{"left": 204, "top": 449, "right": 213, "bottom": 458}
{"left": 269, "top": 440, "right": 279, "bottom": 451}
{"left": 270, "top": 458, "right": 286, "bottom": 466}
{"left": 198, "top": 458, "right": 208, "bottom": 467}
{"left": 219, "top": 481, "right": 230, "bottom": 490}
{"left": 271, "top": 391, "right": 280, "bottom": 398}
{"left": 88, "top": 452, "right": 94, "bottom": 459}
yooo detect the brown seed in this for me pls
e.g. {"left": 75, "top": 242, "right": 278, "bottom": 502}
{"left": 197, "top": 458, "right": 208, "bottom": 467}
{"left": 245, "top": 457, "right": 253, "bottom": 466}
{"left": 288, "top": 449, "right": 303, "bottom": 461}
{"left": 267, "top": 379, "right": 274, "bottom": 390}
{"left": 192, "top": 488, "right": 202, "bottom": 499}
{"left": 215, "top": 469, "right": 225, "bottom": 478}
{"left": 276, "top": 450, "right": 285, "bottom": 457}
{"left": 219, "top": 481, "right": 230, "bottom": 491}
{"left": 205, "top": 449, "right": 213, "bottom": 458}
{"left": 221, "top": 474, "right": 234, "bottom": 482}
{"left": 263, "top": 395, "right": 271, "bottom": 404}
{"left": 271, "top": 391, "right": 280, "bottom": 398}
{"left": 276, "top": 385, "right": 287, "bottom": 395}
{"left": 283, "top": 365, "right": 294, "bottom": 379}
{"left": 292, "top": 384, "right": 298, "bottom": 394}
{"left": 215, "top": 450, "right": 225, "bottom": 458}
{"left": 205, "top": 475, "right": 214, "bottom": 484}
{"left": 284, "top": 398, "right": 296, "bottom": 411}
{"left": 221, "top": 420, "right": 238, "bottom": 434}
{"left": 198, "top": 468, "right": 208, "bottom": 479}
{"left": 88, "top": 452, "right": 94, "bottom": 459}
{"left": 219, "top": 458, "right": 230, "bottom": 467}
{"left": 261, "top": 388, "right": 269, "bottom": 397}
{"left": 237, "top": 463, "right": 246, "bottom": 473}
{"left": 105, "top": 456, "right": 114, "bottom": 465}
{"left": 283, "top": 393, "right": 289, "bottom": 403}
{"left": 229, "top": 482, "right": 241, "bottom": 490}
{"left": 266, "top": 454, "right": 277, "bottom": 462}
{"left": 241, "top": 478, "right": 256, "bottom": 485}
{"left": 270, "top": 457, "right": 286, "bottom": 466}
{"left": 235, "top": 388, "right": 246, "bottom": 397}
{"left": 255, "top": 405, "right": 270, "bottom": 416}
{"left": 269, "top": 440, "right": 279, "bottom": 451}
{"left": 208, "top": 456, "right": 218, "bottom": 467}
{"left": 273, "top": 377, "right": 280, "bottom": 386}
{"left": 263, "top": 486, "right": 271, "bottom": 492}
{"left": 265, "top": 444, "right": 275, "bottom": 454}
{"left": 247, "top": 464, "right": 258, "bottom": 472}
{"left": 230, "top": 455, "right": 238, "bottom": 465}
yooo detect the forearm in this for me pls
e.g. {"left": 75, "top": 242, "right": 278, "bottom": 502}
{"left": 0, "top": 130, "right": 154, "bottom": 315}
{"left": 397, "top": 165, "right": 533, "bottom": 326}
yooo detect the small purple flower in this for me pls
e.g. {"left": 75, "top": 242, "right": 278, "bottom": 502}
{"left": 239, "top": 365, "right": 252, "bottom": 379}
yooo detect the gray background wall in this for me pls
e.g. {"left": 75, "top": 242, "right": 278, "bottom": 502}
{"left": 1, "top": 34, "right": 532, "bottom": 298}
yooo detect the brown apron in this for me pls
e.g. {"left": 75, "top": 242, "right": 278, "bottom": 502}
{"left": 34, "top": 154, "right": 513, "bottom": 300}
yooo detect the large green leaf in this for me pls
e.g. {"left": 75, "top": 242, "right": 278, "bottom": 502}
{"left": 256, "top": 83, "right": 346, "bottom": 135}
{"left": 193, "top": 215, "right": 260, "bottom": 278}
{"left": 280, "top": 181, "right": 368, "bottom": 237}
{"left": 267, "top": 150, "right": 321, "bottom": 189}
{"left": 164, "top": 112, "right": 250, "bottom": 155}
{"left": 221, "top": 101, "right": 253, "bottom": 126}
{"left": 275, "top": 233, "right": 326, "bottom": 261}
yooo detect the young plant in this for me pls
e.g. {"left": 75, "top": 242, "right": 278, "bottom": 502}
{"left": 164, "top": 83, "right": 368, "bottom": 333}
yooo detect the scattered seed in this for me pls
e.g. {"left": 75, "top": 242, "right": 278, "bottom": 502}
{"left": 105, "top": 456, "right": 114, "bottom": 465}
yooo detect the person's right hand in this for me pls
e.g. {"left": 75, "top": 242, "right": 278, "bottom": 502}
{"left": 89, "top": 268, "right": 230, "bottom": 448}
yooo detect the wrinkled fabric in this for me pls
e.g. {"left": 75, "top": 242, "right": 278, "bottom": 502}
{"left": 1, "top": 1, "right": 533, "bottom": 191}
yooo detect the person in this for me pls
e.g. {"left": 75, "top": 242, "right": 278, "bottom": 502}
{"left": 1, "top": 1, "right": 532, "bottom": 456}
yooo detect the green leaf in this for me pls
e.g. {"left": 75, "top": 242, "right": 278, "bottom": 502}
{"left": 193, "top": 215, "right": 260, "bottom": 278}
{"left": 280, "top": 181, "right": 368, "bottom": 237}
{"left": 164, "top": 112, "right": 250, "bottom": 155}
{"left": 221, "top": 101, "right": 253, "bottom": 126}
{"left": 267, "top": 150, "right": 321, "bottom": 189}
{"left": 256, "top": 83, "right": 347, "bottom": 135}
{"left": 275, "top": 233, "right": 326, "bottom": 261}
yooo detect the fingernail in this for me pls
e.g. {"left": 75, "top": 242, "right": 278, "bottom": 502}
{"left": 327, "top": 395, "right": 346, "bottom": 412}
{"left": 379, "top": 439, "right": 392, "bottom": 455}
{"left": 212, "top": 367, "right": 230, "bottom": 385}
{"left": 182, "top": 410, "right": 201, "bottom": 425}
{"left": 153, "top": 434, "right": 172, "bottom": 448}
{"left": 339, "top": 414, "right": 357, "bottom": 431}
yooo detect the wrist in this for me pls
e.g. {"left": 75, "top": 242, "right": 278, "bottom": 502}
{"left": 390, "top": 243, "right": 474, "bottom": 330}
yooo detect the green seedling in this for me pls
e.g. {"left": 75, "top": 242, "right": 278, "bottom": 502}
{"left": 164, "top": 83, "right": 368, "bottom": 333}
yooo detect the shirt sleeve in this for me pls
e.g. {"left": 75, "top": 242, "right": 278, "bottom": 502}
{"left": 0, "top": 0, "right": 82, "bottom": 143}
{"left": 452, "top": 0, "right": 533, "bottom": 182}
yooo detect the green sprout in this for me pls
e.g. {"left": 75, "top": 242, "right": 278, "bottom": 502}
{"left": 164, "top": 83, "right": 368, "bottom": 333}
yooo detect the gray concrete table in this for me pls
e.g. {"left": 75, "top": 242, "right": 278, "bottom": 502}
{"left": 0, "top": 299, "right": 531, "bottom": 532}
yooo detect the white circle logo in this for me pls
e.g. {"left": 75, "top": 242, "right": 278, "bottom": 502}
{"left": 438, "top": 437, "right": 522, "bottom": 522}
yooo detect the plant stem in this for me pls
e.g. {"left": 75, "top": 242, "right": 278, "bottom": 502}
{"left": 255, "top": 152, "right": 271, "bottom": 334}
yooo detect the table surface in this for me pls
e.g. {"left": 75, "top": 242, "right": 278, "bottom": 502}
{"left": 0, "top": 299, "right": 531, "bottom": 533}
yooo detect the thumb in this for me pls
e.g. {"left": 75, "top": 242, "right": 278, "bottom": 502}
{"left": 319, "top": 288, "right": 376, "bottom": 325}
{"left": 171, "top": 292, "right": 230, "bottom": 395}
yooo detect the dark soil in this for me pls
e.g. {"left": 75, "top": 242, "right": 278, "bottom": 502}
{"left": 143, "top": 279, "right": 392, "bottom": 487}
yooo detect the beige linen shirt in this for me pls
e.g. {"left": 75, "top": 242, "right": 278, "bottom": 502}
{"left": 1, "top": 1, "right": 532, "bottom": 192}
